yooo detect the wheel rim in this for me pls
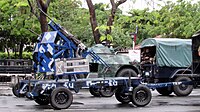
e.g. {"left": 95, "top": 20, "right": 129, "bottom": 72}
{"left": 55, "top": 92, "right": 68, "bottom": 104}
{"left": 179, "top": 81, "right": 188, "bottom": 91}
{"left": 135, "top": 90, "right": 147, "bottom": 103}
{"left": 120, "top": 94, "right": 129, "bottom": 100}
{"left": 102, "top": 87, "right": 112, "bottom": 93}
{"left": 100, "top": 86, "right": 114, "bottom": 97}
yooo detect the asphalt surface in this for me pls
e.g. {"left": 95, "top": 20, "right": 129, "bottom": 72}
{"left": 0, "top": 85, "right": 200, "bottom": 112}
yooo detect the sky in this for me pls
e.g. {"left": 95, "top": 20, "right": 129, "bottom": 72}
{"left": 81, "top": 0, "right": 198, "bottom": 14}
{"left": 81, "top": 0, "right": 165, "bottom": 14}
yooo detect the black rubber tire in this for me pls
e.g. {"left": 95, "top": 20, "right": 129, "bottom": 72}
{"left": 173, "top": 76, "right": 193, "bottom": 96}
{"left": 131, "top": 85, "right": 152, "bottom": 107}
{"left": 99, "top": 86, "right": 115, "bottom": 97}
{"left": 12, "top": 83, "right": 25, "bottom": 97}
{"left": 156, "top": 87, "right": 173, "bottom": 96}
{"left": 89, "top": 87, "right": 101, "bottom": 97}
{"left": 117, "top": 68, "right": 138, "bottom": 77}
{"left": 115, "top": 87, "right": 130, "bottom": 104}
{"left": 50, "top": 87, "right": 73, "bottom": 109}
{"left": 35, "top": 95, "right": 50, "bottom": 105}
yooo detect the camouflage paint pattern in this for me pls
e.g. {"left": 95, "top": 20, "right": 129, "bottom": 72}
{"left": 87, "top": 44, "right": 140, "bottom": 77}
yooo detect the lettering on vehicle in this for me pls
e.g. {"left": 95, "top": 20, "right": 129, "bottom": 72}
{"left": 63, "top": 82, "right": 74, "bottom": 88}
{"left": 172, "top": 82, "right": 182, "bottom": 86}
{"left": 86, "top": 80, "right": 118, "bottom": 87}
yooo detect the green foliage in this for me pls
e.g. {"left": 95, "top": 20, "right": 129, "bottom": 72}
{"left": 0, "top": 0, "right": 39, "bottom": 58}
{"left": 96, "top": 25, "right": 114, "bottom": 42}
{"left": 1, "top": 0, "right": 200, "bottom": 52}
{"left": 0, "top": 52, "right": 32, "bottom": 59}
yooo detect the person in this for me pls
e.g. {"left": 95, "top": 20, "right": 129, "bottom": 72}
{"left": 198, "top": 46, "right": 200, "bottom": 56}
{"left": 141, "top": 48, "right": 155, "bottom": 64}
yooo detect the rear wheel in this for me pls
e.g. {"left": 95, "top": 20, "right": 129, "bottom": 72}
{"left": 131, "top": 85, "right": 152, "bottom": 107}
{"left": 117, "top": 68, "right": 137, "bottom": 77}
{"left": 99, "top": 86, "right": 115, "bottom": 97}
{"left": 50, "top": 87, "right": 73, "bottom": 109}
{"left": 89, "top": 87, "right": 101, "bottom": 97}
{"left": 173, "top": 76, "right": 193, "bottom": 96}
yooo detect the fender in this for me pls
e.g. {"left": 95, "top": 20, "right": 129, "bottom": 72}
{"left": 170, "top": 69, "right": 192, "bottom": 79}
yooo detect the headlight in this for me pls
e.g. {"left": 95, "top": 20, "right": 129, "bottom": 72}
{"left": 145, "top": 72, "right": 150, "bottom": 76}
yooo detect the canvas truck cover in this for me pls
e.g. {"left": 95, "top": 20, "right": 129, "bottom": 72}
{"left": 140, "top": 38, "right": 192, "bottom": 67}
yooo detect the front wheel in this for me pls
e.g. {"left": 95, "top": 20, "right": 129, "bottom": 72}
{"left": 131, "top": 85, "right": 152, "bottom": 107}
{"left": 173, "top": 76, "right": 193, "bottom": 96}
{"left": 12, "top": 83, "right": 26, "bottom": 97}
{"left": 115, "top": 87, "right": 130, "bottom": 104}
{"left": 50, "top": 87, "right": 73, "bottom": 109}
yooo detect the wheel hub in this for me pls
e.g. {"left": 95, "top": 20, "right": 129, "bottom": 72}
{"left": 55, "top": 92, "right": 68, "bottom": 104}
{"left": 179, "top": 84, "right": 187, "bottom": 90}
{"left": 136, "top": 90, "right": 147, "bottom": 102}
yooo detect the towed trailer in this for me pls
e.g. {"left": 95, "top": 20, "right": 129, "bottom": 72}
{"left": 26, "top": 76, "right": 151, "bottom": 109}
{"left": 25, "top": 69, "right": 193, "bottom": 110}
{"left": 25, "top": 55, "right": 193, "bottom": 110}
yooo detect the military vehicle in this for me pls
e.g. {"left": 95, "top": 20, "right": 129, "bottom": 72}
{"left": 140, "top": 38, "right": 193, "bottom": 96}
{"left": 87, "top": 44, "right": 140, "bottom": 78}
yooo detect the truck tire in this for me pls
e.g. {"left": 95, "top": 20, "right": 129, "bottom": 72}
{"left": 173, "top": 76, "right": 193, "bottom": 96}
{"left": 117, "top": 68, "right": 137, "bottom": 77}
{"left": 115, "top": 87, "right": 130, "bottom": 104}
{"left": 99, "top": 86, "right": 115, "bottom": 97}
{"left": 12, "top": 83, "right": 25, "bottom": 97}
{"left": 50, "top": 87, "right": 73, "bottom": 109}
{"left": 35, "top": 95, "right": 50, "bottom": 105}
{"left": 131, "top": 85, "right": 152, "bottom": 107}
{"left": 156, "top": 87, "right": 173, "bottom": 96}
{"left": 89, "top": 87, "right": 101, "bottom": 97}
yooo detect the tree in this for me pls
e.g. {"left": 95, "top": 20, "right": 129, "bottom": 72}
{"left": 86, "top": 0, "right": 101, "bottom": 44}
{"left": 0, "top": 0, "right": 38, "bottom": 59}
{"left": 86, "top": 0, "right": 127, "bottom": 44}
{"left": 123, "top": 0, "right": 200, "bottom": 45}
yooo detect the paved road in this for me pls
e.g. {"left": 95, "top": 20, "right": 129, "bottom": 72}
{"left": 0, "top": 86, "right": 200, "bottom": 112}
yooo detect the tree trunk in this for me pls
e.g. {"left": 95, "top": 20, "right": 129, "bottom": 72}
{"left": 106, "top": 0, "right": 127, "bottom": 35}
{"left": 86, "top": 0, "right": 101, "bottom": 44}
{"left": 5, "top": 45, "right": 10, "bottom": 59}
{"left": 37, "top": 0, "right": 51, "bottom": 32}
{"left": 39, "top": 9, "right": 48, "bottom": 32}
{"left": 19, "top": 39, "right": 24, "bottom": 59}
{"left": 27, "top": 0, "right": 51, "bottom": 33}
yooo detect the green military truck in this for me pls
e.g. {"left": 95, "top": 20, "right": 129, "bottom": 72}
{"left": 140, "top": 38, "right": 193, "bottom": 96}
{"left": 87, "top": 44, "right": 140, "bottom": 78}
